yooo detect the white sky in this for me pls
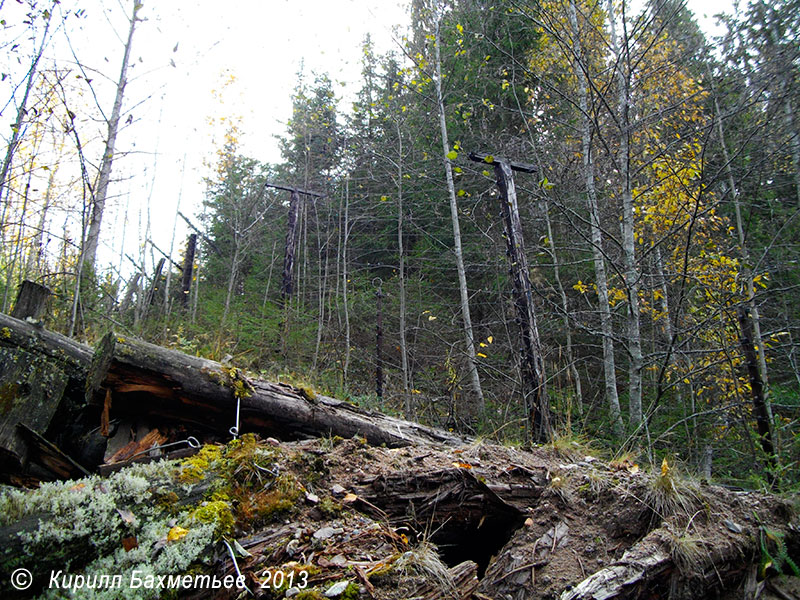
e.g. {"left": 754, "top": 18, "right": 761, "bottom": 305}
{"left": 1, "top": 0, "right": 736, "bottom": 278}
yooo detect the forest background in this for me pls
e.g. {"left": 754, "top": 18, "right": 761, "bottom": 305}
{"left": 1, "top": 0, "right": 799, "bottom": 490}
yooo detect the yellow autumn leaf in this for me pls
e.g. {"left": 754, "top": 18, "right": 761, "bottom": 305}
{"left": 167, "top": 526, "right": 189, "bottom": 542}
{"left": 477, "top": 352, "right": 487, "bottom": 358}
{"left": 487, "top": 336, "right": 493, "bottom": 343}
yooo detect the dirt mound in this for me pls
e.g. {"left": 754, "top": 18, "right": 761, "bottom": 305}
{"left": 1, "top": 435, "right": 797, "bottom": 599}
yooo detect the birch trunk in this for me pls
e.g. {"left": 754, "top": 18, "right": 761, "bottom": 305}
{"left": 607, "top": 0, "right": 643, "bottom": 430}
{"left": 433, "top": 12, "right": 484, "bottom": 415}
{"left": 343, "top": 177, "right": 351, "bottom": 390}
{"left": 569, "top": 0, "right": 623, "bottom": 435}
{"left": 0, "top": 5, "right": 53, "bottom": 218}
{"left": 397, "top": 124, "right": 411, "bottom": 417}
{"left": 83, "top": 0, "right": 141, "bottom": 272}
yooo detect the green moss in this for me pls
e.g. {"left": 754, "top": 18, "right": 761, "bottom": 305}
{"left": 318, "top": 497, "right": 342, "bottom": 518}
{"left": 180, "top": 444, "right": 223, "bottom": 482}
{"left": 295, "top": 591, "right": 326, "bottom": 600}
{"left": 341, "top": 582, "right": 360, "bottom": 599}
{"left": 1, "top": 327, "right": 11, "bottom": 339}
{"left": 189, "top": 499, "right": 235, "bottom": 538}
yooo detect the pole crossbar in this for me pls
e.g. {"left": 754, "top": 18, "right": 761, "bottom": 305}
{"left": 467, "top": 152, "right": 537, "bottom": 174}
{"left": 265, "top": 182, "right": 325, "bottom": 198}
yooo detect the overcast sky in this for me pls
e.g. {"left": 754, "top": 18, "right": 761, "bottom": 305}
{"left": 1, "top": 0, "right": 736, "bottom": 277}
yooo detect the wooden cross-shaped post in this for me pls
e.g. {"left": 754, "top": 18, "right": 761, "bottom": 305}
{"left": 469, "top": 152, "right": 551, "bottom": 444}
{"left": 265, "top": 183, "right": 324, "bottom": 302}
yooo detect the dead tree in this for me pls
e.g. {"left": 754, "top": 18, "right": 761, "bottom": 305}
{"left": 180, "top": 233, "right": 197, "bottom": 308}
{"left": 469, "top": 153, "right": 551, "bottom": 443}
{"left": 10, "top": 280, "right": 51, "bottom": 321}
{"left": 265, "top": 183, "right": 324, "bottom": 302}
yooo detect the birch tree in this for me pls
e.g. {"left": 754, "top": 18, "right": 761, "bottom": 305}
{"left": 82, "top": 0, "right": 142, "bottom": 273}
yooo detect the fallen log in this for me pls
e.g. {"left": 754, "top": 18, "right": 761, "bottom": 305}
{"left": 0, "top": 313, "right": 92, "bottom": 478}
{"left": 86, "top": 332, "right": 465, "bottom": 450}
{"left": 0, "top": 312, "right": 92, "bottom": 377}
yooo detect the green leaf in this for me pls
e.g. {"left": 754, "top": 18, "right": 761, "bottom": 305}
{"left": 483, "top": 155, "right": 494, "bottom": 164}
{"left": 457, "top": 189, "right": 466, "bottom": 197}
{"left": 446, "top": 150, "right": 458, "bottom": 161}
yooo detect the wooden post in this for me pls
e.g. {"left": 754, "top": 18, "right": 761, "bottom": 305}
{"left": 737, "top": 305, "right": 776, "bottom": 482}
{"left": 265, "top": 183, "right": 324, "bottom": 303}
{"left": 10, "top": 280, "right": 51, "bottom": 321}
{"left": 180, "top": 234, "right": 197, "bottom": 308}
{"left": 375, "top": 278, "right": 385, "bottom": 402}
{"left": 140, "top": 258, "right": 165, "bottom": 324}
{"left": 282, "top": 189, "right": 301, "bottom": 301}
{"left": 469, "top": 153, "right": 551, "bottom": 443}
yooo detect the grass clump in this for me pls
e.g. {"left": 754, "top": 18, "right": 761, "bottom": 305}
{"left": 646, "top": 458, "right": 700, "bottom": 520}
{"left": 395, "top": 542, "right": 456, "bottom": 597}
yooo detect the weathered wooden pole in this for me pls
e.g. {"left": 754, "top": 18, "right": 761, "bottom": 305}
{"left": 374, "top": 278, "right": 385, "bottom": 402}
{"left": 469, "top": 153, "right": 551, "bottom": 444}
{"left": 180, "top": 233, "right": 197, "bottom": 308}
{"left": 265, "top": 183, "right": 324, "bottom": 303}
{"left": 737, "top": 305, "right": 777, "bottom": 483}
{"left": 282, "top": 189, "right": 301, "bottom": 301}
{"left": 10, "top": 280, "right": 51, "bottom": 320}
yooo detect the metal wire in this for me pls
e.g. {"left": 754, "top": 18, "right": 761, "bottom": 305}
{"left": 126, "top": 436, "right": 201, "bottom": 460}
{"left": 229, "top": 395, "right": 241, "bottom": 440}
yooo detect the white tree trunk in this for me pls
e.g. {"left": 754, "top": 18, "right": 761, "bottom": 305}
{"left": 433, "top": 11, "right": 484, "bottom": 414}
{"left": 607, "top": 0, "right": 642, "bottom": 430}
{"left": 569, "top": 0, "right": 623, "bottom": 435}
{"left": 397, "top": 124, "right": 411, "bottom": 417}
{"left": 83, "top": 0, "right": 141, "bottom": 272}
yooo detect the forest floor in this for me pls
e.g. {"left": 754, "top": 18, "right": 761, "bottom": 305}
{"left": 224, "top": 435, "right": 799, "bottom": 600}
{"left": 5, "top": 433, "right": 795, "bottom": 600}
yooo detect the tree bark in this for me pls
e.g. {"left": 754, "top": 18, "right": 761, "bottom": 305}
{"left": 569, "top": 0, "right": 623, "bottom": 436}
{"left": 10, "top": 280, "right": 51, "bottom": 321}
{"left": 433, "top": 10, "right": 484, "bottom": 415}
{"left": 82, "top": 0, "right": 141, "bottom": 273}
{"left": 86, "top": 332, "right": 464, "bottom": 449}
{"left": 0, "top": 4, "right": 53, "bottom": 221}
{"left": 607, "top": 0, "right": 643, "bottom": 430}
{"left": 180, "top": 234, "right": 197, "bottom": 308}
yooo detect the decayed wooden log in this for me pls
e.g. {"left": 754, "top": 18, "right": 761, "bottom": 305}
{"left": 0, "top": 313, "right": 92, "bottom": 476}
{"left": 87, "top": 332, "right": 465, "bottom": 449}
{"left": 10, "top": 280, "right": 51, "bottom": 321}
{"left": 0, "top": 312, "right": 92, "bottom": 377}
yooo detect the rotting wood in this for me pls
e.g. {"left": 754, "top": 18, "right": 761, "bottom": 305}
{"left": 86, "top": 332, "right": 465, "bottom": 449}
{"left": 10, "top": 280, "right": 51, "bottom": 321}
{"left": 180, "top": 233, "right": 197, "bottom": 308}
{"left": 0, "top": 348, "right": 68, "bottom": 473}
{"left": 0, "top": 312, "right": 91, "bottom": 377}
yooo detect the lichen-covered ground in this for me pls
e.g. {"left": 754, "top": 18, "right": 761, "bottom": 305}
{"left": 1, "top": 434, "right": 798, "bottom": 599}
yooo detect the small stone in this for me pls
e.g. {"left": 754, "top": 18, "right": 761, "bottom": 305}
{"left": 724, "top": 519, "right": 743, "bottom": 534}
{"left": 285, "top": 587, "right": 300, "bottom": 598}
{"left": 329, "top": 554, "right": 347, "bottom": 566}
{"left": 313, "top": 526, "right": 343, "bottom": 540}
{"left": 331, "top": 484, "right": 346, "bottom": 496}
{"left": 324, "top": 580, "right": 350, "bottom": 597}
{"left": 305, "top": 491, "right": 320, "bottom": 504}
